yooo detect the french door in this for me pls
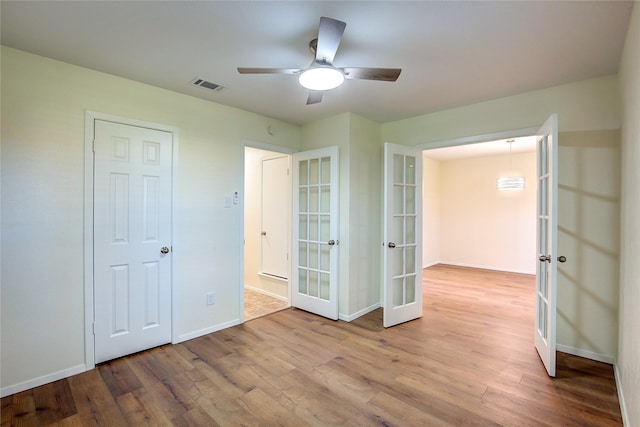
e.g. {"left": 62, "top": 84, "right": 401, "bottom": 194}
{"left": 383, "top": 143, "right": 423, "bottom": 327}
{"left": 534, "top": 114, "right": 559, "bottom": 377}
{"left": 291, "top": 146, "right": 339, "bottom": 320}
{"left": 93, "top": 120, "right": 173, "bottom": 363}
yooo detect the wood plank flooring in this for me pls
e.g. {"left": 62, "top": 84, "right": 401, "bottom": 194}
{"left": 1, "top": 265, "right": 622, "bottom": 426}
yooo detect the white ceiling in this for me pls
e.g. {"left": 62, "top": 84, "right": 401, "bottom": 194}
{"left": 0, "top": 1, "right": 634, "bottom": 126}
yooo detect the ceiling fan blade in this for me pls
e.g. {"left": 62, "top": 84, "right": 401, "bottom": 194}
{"left": 237, "top": 67, "right": 301, "bottom": 74}
{"left": 315, "top": 17, "right": 346, "bottom": 64}
{"left": 342, "top": 67, "right": 402, "bottom": 82}
{"left": 307, "top": 91, "right": 323, "bottom": 105}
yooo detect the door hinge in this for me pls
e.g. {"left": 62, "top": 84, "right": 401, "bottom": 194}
{"left": 92, "top": 139, "right": 96, "bottom": 152}
{"left": 92, "top": 322, "right": 95, "bottom": 335}
{"left": 287, "top": 168, "right": 290, "bottom": 176}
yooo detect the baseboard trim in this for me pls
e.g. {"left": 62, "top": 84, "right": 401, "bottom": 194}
{"left": 422, "top": 260, "right": 440, "bottom": 269}
{"left": 244, "top": 285, "right": 288, "bottom": 303}
{"left": 437, "top": 261, "right": 535, "bottom": 275}
{"left": 176, "top": 319, "right": 242, "bottom": 343}
{"left": 556, "top": 344, "right": 614, "bottom": 365}
{"left": 339, "top": 303, "right": 380, "bottom": 322}
{"left": 613, "top": 363, "right": 630, "bottom": 426}
{"left": 256, "top": 273, "right": 288, "bottom": 284}
{"left": 1, "top": 364, "right": 87, "bottom": 398}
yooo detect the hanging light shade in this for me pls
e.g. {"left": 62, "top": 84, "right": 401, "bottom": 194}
{"left": 497, "top": 176, "right": 525, "bottom": 190}
{"left": 497, "top": 139, "right": 525, "bottom": 191}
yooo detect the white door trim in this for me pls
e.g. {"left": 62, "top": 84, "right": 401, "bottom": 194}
{"left": 83, "top": 110, "right": 179, "bottom": 370}
{"left": 416, "top": 127, "right": 540, "bottom": 151}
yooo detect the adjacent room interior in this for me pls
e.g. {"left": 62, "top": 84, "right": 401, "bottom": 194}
{"left": 244, "top": 146, "right": 292, "bottom": 321}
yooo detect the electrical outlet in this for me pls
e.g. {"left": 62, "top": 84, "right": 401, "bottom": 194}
{"left": 206, "top": 292, "right": 215, "bottom": 306}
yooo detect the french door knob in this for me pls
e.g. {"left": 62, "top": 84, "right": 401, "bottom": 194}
{"left": 538, "top": 254, "right": 550, "bottom": 263}
{"left": 328, "top": 240, "right": 335, "bottom": 246}
{"left": 558, "top": 256, "right": 567, "bottom": 263}
{"left": 388, "top": 242, "right": 396, "bottom": 249}
{"left": 160, "top": 247, "right": 170, "bottom": 254}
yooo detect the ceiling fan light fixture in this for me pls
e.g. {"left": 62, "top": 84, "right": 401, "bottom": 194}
{"left": 298, "top": 66, "right": 344, "bottom": 91}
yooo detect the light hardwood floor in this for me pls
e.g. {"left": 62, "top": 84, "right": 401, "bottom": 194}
{"left": 1, "top": 265, "right": 622, "bottom": 426}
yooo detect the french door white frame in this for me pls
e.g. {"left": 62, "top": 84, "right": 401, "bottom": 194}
{"left": 83, "top": 110, "right": 179, "bottom": 370}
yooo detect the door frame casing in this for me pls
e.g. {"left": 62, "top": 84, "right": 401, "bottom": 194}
{"left": 416, "top": 121, "right": 556, "bottom": 369}
{"left": 239, "top": 140, "right": 296, "bottom": 323}
{"left": 83, "top": 110, "right": 179, "bottom": 370}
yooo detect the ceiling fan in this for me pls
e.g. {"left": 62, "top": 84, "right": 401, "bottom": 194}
{"left": 237, "top": 17, "right": 402, "bottom": 105}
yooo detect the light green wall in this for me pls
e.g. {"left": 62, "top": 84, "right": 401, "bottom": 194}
{"left": 347, "top": 114, "right": 382, "bottom": 315}
{"left": 381, "top": 75, "right": 622, "bottom": 364}
{"left": 300, "top": 113, "right": 383, "bottom": 319}
{"left": 0, "top": 46, "right": 301, "bottom": 391}
{"left": 300, "top": 114, "right": 351, "bottom": 316}
{"left": 618, "top": 2, "right": 640, "bottom": 425}
{"left": 557, "top": 130, "right": 620, "bottom": 362}
{"left": 382, "top": 75, "right": 621, "bottom": 145}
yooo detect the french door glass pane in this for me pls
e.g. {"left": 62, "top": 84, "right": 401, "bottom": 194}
{"left": 309, "top": 270, "right": 319, "bottom": 297}
{"left": 299, "top": 161, "right": 308, "bottom": 185}
{"left": 320, "top": 273, "right": 330, "bottom": 300}
{"left": 393, "top": 154, "right": 404, "bottom": 184}
{"left": 393, "top": 249, "right": 403, "bottom": 277}
{"left": 320, "top": 244, "right": 330, "bottom": 271}
{"left": 299, "top": 188, "right": 308, "bottom": 213}
{"left": 405, "top": 216, "right": 416, "bottom": 244}
{"left": 320, "top": 157, "right": 331, "bottom": 184}
{"left": 405, "top": 246, "right": 416, "bottom": 274}
{"left": 309, "top": 215, "right": 319, "bottom": 241}
{"left": 310, "top": 186, "right": 319, "bottom": 212}
{"left": 393, "top": 278, "right": 404, "bottom": 307}
{"left": 406, "top": 156, "right": 416, "bottom": 184}
{"left": 299, "top": 215, "right": 308, "bottom": 239}
{"left": 298, "top": 268, "right": 307, "bottom": 294}
{"left": 309, "top": 243, "right": 319, "bottom": 269}
{"left": 393, "top": 185, "right": 404, "bottom": 214}
{"left": 405, "top": 187, "right": 416, "bottom": 214}
{"left": 320, "top": 187, "right": 330, "bottom": 212}
{"left": 393, "top": 217, "right": 404, "bottom": 244}
{"left": 309, "top": 159, "right": 319, "bottom": 185}
{"left": 320, "top": 215, "right": 330, "bottom": 242}
{"left": 405, "top": 275, "right": 416, "bottom": 304}
{"left": 299, "top": 242, "right": 308, "bottom": 267}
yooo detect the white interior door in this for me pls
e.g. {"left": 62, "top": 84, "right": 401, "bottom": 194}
{"left": 383, "top": 143, "right": 423, "bottom": 328}
{"left": 534, "top": 114, "right": 559, "bottom": 377}
{"left": 261, "top": 156, "right": 290, "bottom": 279}
{"left": 291, "top": 146, "right": 339, "bottom": 320}
{"left": 94, "top": 120, "right": 172, "bottom": 364}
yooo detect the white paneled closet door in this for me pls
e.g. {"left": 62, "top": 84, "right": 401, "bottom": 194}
{"left": 93, "top": 119, "right": 173, "bottom": 364}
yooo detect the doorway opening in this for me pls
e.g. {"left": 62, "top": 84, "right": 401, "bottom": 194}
{"left": 243, "top": 146, "right": 292, "bottom": 321}
{"left": 421, "top": 135, "right": 538, "bottom": 275}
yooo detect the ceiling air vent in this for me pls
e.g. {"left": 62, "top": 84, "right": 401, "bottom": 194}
{"left": 190, "top": 77, "right": 226, "bottom": 93}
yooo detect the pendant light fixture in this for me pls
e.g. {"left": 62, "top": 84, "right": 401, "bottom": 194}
{"left": 497, "top": 139, "right": 525, "bottom": 191}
